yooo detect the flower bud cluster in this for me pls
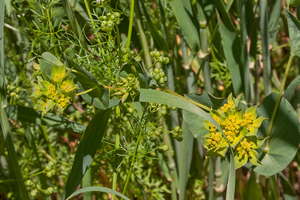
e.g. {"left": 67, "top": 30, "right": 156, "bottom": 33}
{"left": 149, "top": 51, "right": 170, "bottom": 65}
{"left": 7, "top": 84, "right": 22, "bottom": 103}
{"left": 172, "top": 126, "right": 183, "bottom": 141}
{"left": 203, "top": 94, "right": 267, "bottom": 169}
{"left": 150, "top": 68, "right": 168, "bottom": 84}
{"left": 25, "top": 161, "right": 56, "bottom": 197}
{"left": 31, "top": 65, "right": 77, "bottom": 117}
{"left": 113, "top": 74, "right": 139, "bottom": 103}
{"left": 100, "top": 12, "right": 121, "bottom": 32}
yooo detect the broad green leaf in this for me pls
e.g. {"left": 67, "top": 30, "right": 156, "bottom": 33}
{"left": 138, "top": 89, "right": 225, "bottom": 139}
{"left": 269, "top": 0, "right": 281, "bottom": 45}
{"left": 170, "top": 0, "right": 200, "bottom": 51}
{"left": 65, "top": 57, "right": 109, "bottom": 110}
{"left": 5, "top": 105, "right": 85, "bottom": 134}
{"left": 215, "top": 0, "right": 244, "bottom": 96}
{"left": 279, "top": 172, "right": 298, "bottom": 200}
{"left": 42, "top": 52, "right": 63, "bottom": 67}
{"left": 40, "top": 58, "right": 53, "bottom": 82}
{"left": 253, "top": 93, "right": 300, "bottom": 176}
{"left": 260, "top": 0, "right": 272, "bottom": 96}
{"left": 62, "top": 109, "right": 111, "bottom": 199}
{"left": 243, "top": 171, "right": 263, "bottom": 200}
{"left": 286, "top": 8, "right": 300, "bottom": 58}
{"left": 138, "top": 0, "right": 168, "bottom": 52}
{"left": 284, "top": 74, "right": 300, "bottom": 101}
{"left": 66, "top": 186, "right": 130, "bottom": 200}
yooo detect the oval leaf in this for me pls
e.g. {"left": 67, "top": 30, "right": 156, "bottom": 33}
{"left": 253, "top": 93, "right": 300, "bottom": 176}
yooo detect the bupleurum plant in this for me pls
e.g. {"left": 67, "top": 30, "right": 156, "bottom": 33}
{"left": 203, "top": 94, "right": 267, "bottom": 169}
{"left": 31, "top": 64, "right": 78, "bottom": 117}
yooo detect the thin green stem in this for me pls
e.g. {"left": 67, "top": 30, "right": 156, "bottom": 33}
{"left": 266, "top": 55, "right": 294, "bottom": 148}
{"left": 112, "top": 106, "right": 121, "bottom": 200}
{"left": 122, "top": 127, "right": 143, "bottom": 195}
{"left": 84, "top": 0, "right": 101, "bottom": 45}
{"left": 124, "top": 0, "right": 135, "bottom": 62}
{"left": 40, "top": 126, "right": 57, "bottom": 160}
{"left": 116, "top": 26, "right": 122, "bottom": 67}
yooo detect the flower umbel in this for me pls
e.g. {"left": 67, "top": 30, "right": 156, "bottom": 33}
{"left": 203, "top": 94, "right": 267, "bottom": 169}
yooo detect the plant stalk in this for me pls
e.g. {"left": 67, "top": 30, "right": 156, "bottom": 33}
{"left": 124, "top": 0, "right": 135, "bottom": 62}
{"left": 266, "top": 55, "right": 294, "bottom": 148}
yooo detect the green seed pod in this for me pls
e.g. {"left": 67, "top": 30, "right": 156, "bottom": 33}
{"left": 158, "top": 56, "right": 165, "bottom": 63}
{"left": 154, "top": 68, "right": 160, "bottom": 74}
{"left": 110, "top": 14, "right": 116, "bottom": 20}
{"left": 44, "top": 190, "right": 50, "bottom": 196}
{"left": 10, "top": 92, "right": 16, "bottom": 98}
{"left": 114, "top": 12, "right": 120, "bottom": 18}
{"left": 171, "top": 106, "right": 177, "bottom": 110}
{"left": 178, "top": 130, "right": 183, "bottom": 135}
{"left": 106, "top": 12, "right": 111, "bottom": 17}
{"left": 7, "top": 85, "right": 12, "bottom": 91}
{"left": 46, "top": 171, "right": 53, "bottom": 178}
{"left": 163, "top": 57, "right": 170, "bottom": 64}
{"left": 154, "top": 51, "right": 160, "bottom": 57}
{"left": 176, "top": 135, "right": 183, "bottom": 141}
{"left": 159, "top": 145, "right": 169, "bottom": 151}
{"left": 150, "top": 151, "right": 156, "bottom": 157}
{"left": 154, "top": 131, "right": 160, "bottom": 136}
{"left": 150, "top": 135, "right": 157, "bottom": 141}
{"left": 159, "top": 77, "right": 165, "bottom": 84}
{"left": 45, "top": 165, "right": 51, "bottom": 171}
{"left": 102, "top": 21, "right": 107, "bottom": 26}
{"left": 15, "top": 94, "right": 20, "bottom": 100}
{"left": 174, "top": 126, "right": 181, "bottom": 133}
{"left": 154, "top": 74, "right": 160, "bottom": 81}
{"left": 150, "top": 51, "right": 155, "bottom": 57}
{"left": 159, "top": 71, "right": 165, "bottom": 77}
{"left": 47, "top": 187, "right": 54, "bottom": 194}
{"left": 31, "top": 189, "right": 38, "bottom": 197}
{"left": 48, "top": 161, "right": 55, "bottom": 167}
{"left": 25, "top": 180, "right": 32, "bottom": 186}
{"left": 15, "top": 87, "right": 21, "bottom": 93}
{"left": 150, "top": 71, "right": 155, "bottom": 77}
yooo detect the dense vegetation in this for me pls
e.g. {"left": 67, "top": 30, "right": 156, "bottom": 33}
{"left": 1, "top": 0, "right": 300, "bottom": 199}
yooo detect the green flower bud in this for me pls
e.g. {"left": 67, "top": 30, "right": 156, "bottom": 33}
{"left": 102, "top": 21, "right": 107, "bottom": 26}
{"left": 25, "top": 180, "right": 32, "bottom": 186}
{"left": 159, "top": 77, "right": 165, "bottom": 84}
{"left": 114, "top": 12, "right": 120, "bottom": 18}
{"left": 10, "top": 92, "right": 16, "bottom": 98}
{"left": 31, "top": 189, "right": 38, "bottom": 197}
{"left": 150, "top": 151, "right": 156, "bottom": 157}
{"left": 45, "top": 165, "right": 51, "bottom": 171}
{"left": 163, "top": 57, "right": 170, "bottom": 64}
{"left": 15, "top": 87, "right": 21, "bottom": 93}
{"left": 158, "top": 56, "right": 165, "bottom": 63}
{"left": 154, "top": 51, "right": 160, "bottom": 57}
{"left": 154, "top": 68, "right": 160, "bottom": 74}
{"left": 176, "top": 135, "right": 183, "bottom": 142}
{"left": 159, "top": 71, "right": 165, "bottom": 77}
{"left": 174, "top": 126, "right": 181, "bottom": 133}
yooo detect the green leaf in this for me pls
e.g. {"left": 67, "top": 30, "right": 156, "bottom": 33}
{"left": 62, "top": 109, "right": 111, "bottom": 199}
{"left": 253, "top": 93, "right": 300, "bottom": 176}
{"left": 40, "top": 58, "right": 53, "bottom": 82}
{"left": 66, "top": 186, "right": 130, "bottom": 200}
{"left": 284, "top": 74, "right": 300, "bottom": 102}
{"left": 65, "top": 57, "right": 109, "bottom": 110}
{"left": 215, "top": 0, "right": 244, "bottom": 96}
{"left": 248, "top": 150, "right": 262, "bottom": 166}
{"left": 243, "top": 171, "right": 263, "bottom": 200}
{"left": 286, "top": 8, "right": 300, "bottom": 58}
{"left": 42, "top": 52, "right": 63, "bottom": 67}
{"left": 170, "top": 0, "right": 200, "bottom": 51}
{"left": 5, "top": 105, "right": 85, "bottom": 133}
{"left": 268, "top": 0, "right": 281, "bottom": 45}
{"left": 226, "top": 152, "right": 236, "bottom": 200}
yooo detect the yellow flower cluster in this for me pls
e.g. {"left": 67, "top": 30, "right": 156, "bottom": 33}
{"left": 220, "top": 100, "right": 234, "bottom": 113}
{"left": 222, "top": 115, "right": 241, "bottom": 142}
{"left": 61, "top": 81, "right": 72, "bottom": 93}
{"left": 54, "top": 73, "right": 65, "bottom": 82}
{"left": 236, "top": 138, "right": 254, "bottom": 158}
{"left": 57, "top": 94, "right": 71, "bottom": 108}
{"left": 206, "top": 132, "right": 223, "bottom": 148}
{"left": 241, "top": 113, "right": 255, "bottom": 129}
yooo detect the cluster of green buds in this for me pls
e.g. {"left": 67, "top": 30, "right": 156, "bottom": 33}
{"left": 149, "top": 50, "right": 170, "bottom": 64}
{"left": 7, "top": 84, "right": 22, "bottom": 103}
{"left": 150, "top": 68, "right": 168, "bottom": 85}
{"left": 203, "top": 94, "right": 267, "bottom": 169}
{"left": 100, "top": 12, "right": 121, "bottom": 32}
{"left": 113, "top": 74, "right": 139, "bottom": 103}
{"left": 160, "top": 104, "right": 177, "bottom": 115}
{"left": 25, "top": 161, "right": 55, "bottom": 196}
{"left": 31, "top": 65, "right": 77, "bottom": 117}
{"left": 173, "top": 126, "right": 183, "bottom": 142}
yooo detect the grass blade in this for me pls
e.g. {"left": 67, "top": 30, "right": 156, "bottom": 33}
{"left": 62, "top": 109, "right": 111, "bottom": 199}
{"left": 0, "top": 2, "right": 29, "bottom": 199}
{"left": 66, "top": 186, "right": 131, "bottom": 200}
{"left": 215, "top": 0, "right": 244, "bottom": 96}
{"left": 260, "top": 0, "right": 272, "bottom": 96}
